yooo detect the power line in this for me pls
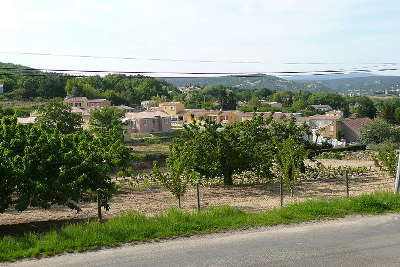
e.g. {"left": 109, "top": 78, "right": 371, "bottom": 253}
{"left": 0, "top": 66, "right": 397, "bottom": 77}
{"left": 0, "top": 50, "right": 399, "bottom": 65}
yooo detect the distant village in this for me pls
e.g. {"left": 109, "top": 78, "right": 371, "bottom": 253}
{"left": 17, "top": 96, "right": 373, "bottom": 148}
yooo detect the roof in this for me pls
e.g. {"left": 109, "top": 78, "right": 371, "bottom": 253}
{"left": 159, "top": 102, "right": 183, "bottom": 106}
{"left": 242, "top": 112, "right": 290, "bottom": 121}
{"left": 341, "top": 118, "right": 373, "bottom": 135}
{"left": 87, "top": 99, "right": 109, "bottom": 103}
{"left": 64, "top": 97, "right": 88, "bottom": 102}
{"left": 116, "top": 105, "right": 135, "bottom": 110}
{"left": 125, "top": 111, "right": 170, "bottom": 120}
{"left": 310, "top": 104, "right": 332, "bottom": 109}
{"left": 298, "top": 115, "right": 341, "bottom": 122}
{"left": 71, "top": 107, "right": 90, "bottom": 116}
{"left": 17, "top": 116, "right": 37, "bottom": 124}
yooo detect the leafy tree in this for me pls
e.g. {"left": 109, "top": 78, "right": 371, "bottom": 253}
{"left": 350, "top": 96, "right": 377, "bottom": 119}
{"left": 0, "top": 143, "right": 15, "bottom": 213}
{"left": 360, "top": 119, "right": 400, "bottom": 144}
{"left": 308, "top": 93, "right": 348, "bottom": 111}
{"left": 373, "top": 143, "right": 398, "bottom": 177}
{"left": 152, "top": 161, "right": 195, "bottom": 208}
{"left": 218, "top": 88, "right": 237, "bottom": 110}
{"left": 0, "top": 116, "right": 129, "bottom": 213}
{"left": 274, "top": 137, "right": 307, "bottom": 204}
{"left": 88, "top": 106, "right": 125, "bottom": 137}
{"left": 247, "top": 96, "right": 261, "bottom": 109}
{"left": 174, "top": 115, "right": 275, "bottom": 185}
{"left": 65, "top": 78, "right": 101, "bottom": 98}
{"left": 271, "top": 91, "right": 293, "bottom": 107}
{"left": 36, "top": 99, "right": 83, "bottom": 134}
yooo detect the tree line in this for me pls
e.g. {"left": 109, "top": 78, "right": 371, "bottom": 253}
{"left": 0, "top": 100, "right": 129, "bottom": 214}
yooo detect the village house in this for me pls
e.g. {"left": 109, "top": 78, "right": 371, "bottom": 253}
{"left": 159, "top": 102, "right": 185, "bottom": 120}
{"left": 309, "top": 104, "right": 333, "bottom": 112}
{"left": 183, "top": 109, "right": 241, "bottom": 125}
{"left": 124, "top": 111, "right": 171, "bottom": 133}
{"left": 316, "top": 117, "right": 373, "bottom": 146}
{"left": 140, "top": 100, "right": 151, "bottom": 110}
{"left": 260, "top": 101, "right": 283, "bottom": 108}
{"left": 116, "top": 105, "right": 139, "bottom": 113}
{"left": 297, "top": 114, "right": 343, "bottom": 130}
{"left": 241, "top": 112, "right": 298, "bottom": 122}
{"left": 64, "top": 97, "right": 111, "bottom": 109}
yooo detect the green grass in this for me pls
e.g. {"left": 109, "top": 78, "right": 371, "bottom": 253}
{"left": 2, "top": 192, "right": 400, "bottom": 262}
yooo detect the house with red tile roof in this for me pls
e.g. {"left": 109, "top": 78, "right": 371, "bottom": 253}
{"left": 316, "top": 117, "right": 373, "bottom": 146}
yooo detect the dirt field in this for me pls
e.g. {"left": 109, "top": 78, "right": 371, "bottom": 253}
{"left": 0, "top": 159, "right": 393, "bottom": 231}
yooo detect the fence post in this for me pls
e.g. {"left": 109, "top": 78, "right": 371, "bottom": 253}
{"left": 394, "top": 152, "right": 400, "bottom": 193}
{"left": 345, "top": 170, "right": 349, "bottom": 198}
{"left": 280, "top": 175, "right": 283, "bottom": 207}
{"left": 196, "top": 183, "right": 201, "bottom": 211}
{"left": 97, "top": 189, "right": 102, "bottom": 222}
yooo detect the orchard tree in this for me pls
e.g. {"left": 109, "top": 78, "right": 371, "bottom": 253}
{"left": 152, "top": 161, "right": 197, "bottom": 208}
{"left": 0, "top": 116, "right": 129, "bottom": 213}
{"left": 360, "top": 119, "right": 400, "bottom": 144}
{"left": 36, "top": 99, "right": 83, "bottom": 134}
{"left": 88, "top": 106, "right": 125, "bottom": 138}
{"left": 274, "top": 137, "right": 307, "bottom": 206}
{"left": 174, "top": 115, "right": 275, "bottom": 185}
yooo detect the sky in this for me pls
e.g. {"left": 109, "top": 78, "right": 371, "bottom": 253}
{"left": 0, "top": 0, "right": 399, "bottom": 76}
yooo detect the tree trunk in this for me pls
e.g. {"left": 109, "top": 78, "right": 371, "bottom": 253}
{"left": 223, "top": 170, "right": 233, "bottom": 185}
{"left": 178, "top": 196, "right": 181, "bottom": 209}
{"left": 290, "top": 187, "right": 294, "bottom": 197}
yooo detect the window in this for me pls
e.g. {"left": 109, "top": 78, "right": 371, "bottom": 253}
{"left": 170, "top": 106, "right": 175, "bottom": 110}
{"left": 143, "top": 119, "right": 148, "bottom": 126}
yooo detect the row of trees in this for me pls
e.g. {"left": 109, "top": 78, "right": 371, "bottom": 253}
{"left": 0, "top": 100, "right": 129, "bottom": 213}
{"left": 153, "top": 116, "right": 309, "bottom": 207}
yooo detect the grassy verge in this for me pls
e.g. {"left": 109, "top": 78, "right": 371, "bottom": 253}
{"left": 2, "top": 192, "right": 400, "bottom": 262}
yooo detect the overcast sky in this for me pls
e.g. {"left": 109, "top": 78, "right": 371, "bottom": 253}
{"left": 0, "top": 0, "right": 399, "bottom": 76}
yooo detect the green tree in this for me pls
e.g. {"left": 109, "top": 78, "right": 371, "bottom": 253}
{"left": 360, "top": 119, "right": 400, "bottom": 144}
{"left": 351, "top": 97, "right": 377, "bottom": 119}
{"left": 218, "top": 88, "right": 237, "bottom": 110}
{"left": 152, "top": 161, "right": 195, "bottom": 208}
{"left": 373, "top": 143, "right": 398, "bottom": 177}
{"left": 0, "top": 116, "right": 129, "bottom": 213}
{"left": 274, "top": 137, "right": 307, "bottom": 205}
{"left": 88, "top": 106, "right": 125, "bottom": 136}
{"left": 174, "top": 116, "right": 275, "bottom": 185}
{"left": 36, "top": 99, "right": 83, "bottom": 134}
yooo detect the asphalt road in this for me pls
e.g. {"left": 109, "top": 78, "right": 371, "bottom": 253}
{"left": 5, "top": 213, "right": 400, "bottom": 267}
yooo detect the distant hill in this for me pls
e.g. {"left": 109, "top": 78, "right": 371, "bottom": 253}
{"left": 285, "top": 72, "right": 377, "bottom": 81}
{"left": 0, "top": 62, "right": 41, "bottom": 77}
{"left": 313, "top": 76, "right": 400, "bottom": 94}
{"left": 166, "top": 74, "right": 332, "bottom": 92}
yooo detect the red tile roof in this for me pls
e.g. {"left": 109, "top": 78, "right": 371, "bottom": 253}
{"left": 341, "top": 118, "right": 373, "bottom": 135}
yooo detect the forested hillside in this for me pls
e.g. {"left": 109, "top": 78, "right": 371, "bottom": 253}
{"left": 166, "top": 74, "right": 332, "bottom": 92}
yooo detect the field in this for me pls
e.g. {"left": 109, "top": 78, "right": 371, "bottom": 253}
{"left": 0, "top": 157, "right": 393, "bottom": 232}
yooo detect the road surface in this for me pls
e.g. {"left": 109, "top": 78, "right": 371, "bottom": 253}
{"left": 5, "top": 213, "right": 400, "bottom": 266}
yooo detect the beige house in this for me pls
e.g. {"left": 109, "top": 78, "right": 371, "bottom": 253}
{"left": 159, "top": 102, "right": 185, "bottom": 120}
{"left": 317, "top": 117, "right": 373, "bottom": 145}
{"left": 64, "top": 97, "right": 111, "bottom": 109}
{"left": 183, "top": 109, "right": 241, "bottom": 125}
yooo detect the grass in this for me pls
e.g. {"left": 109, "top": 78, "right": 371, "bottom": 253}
{"left": 2, "top": 192, "right": 400, "bottom": 262}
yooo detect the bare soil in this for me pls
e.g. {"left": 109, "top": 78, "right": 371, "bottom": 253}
{"left": 0, "top": 159, "right": 393, "bottom": 234}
